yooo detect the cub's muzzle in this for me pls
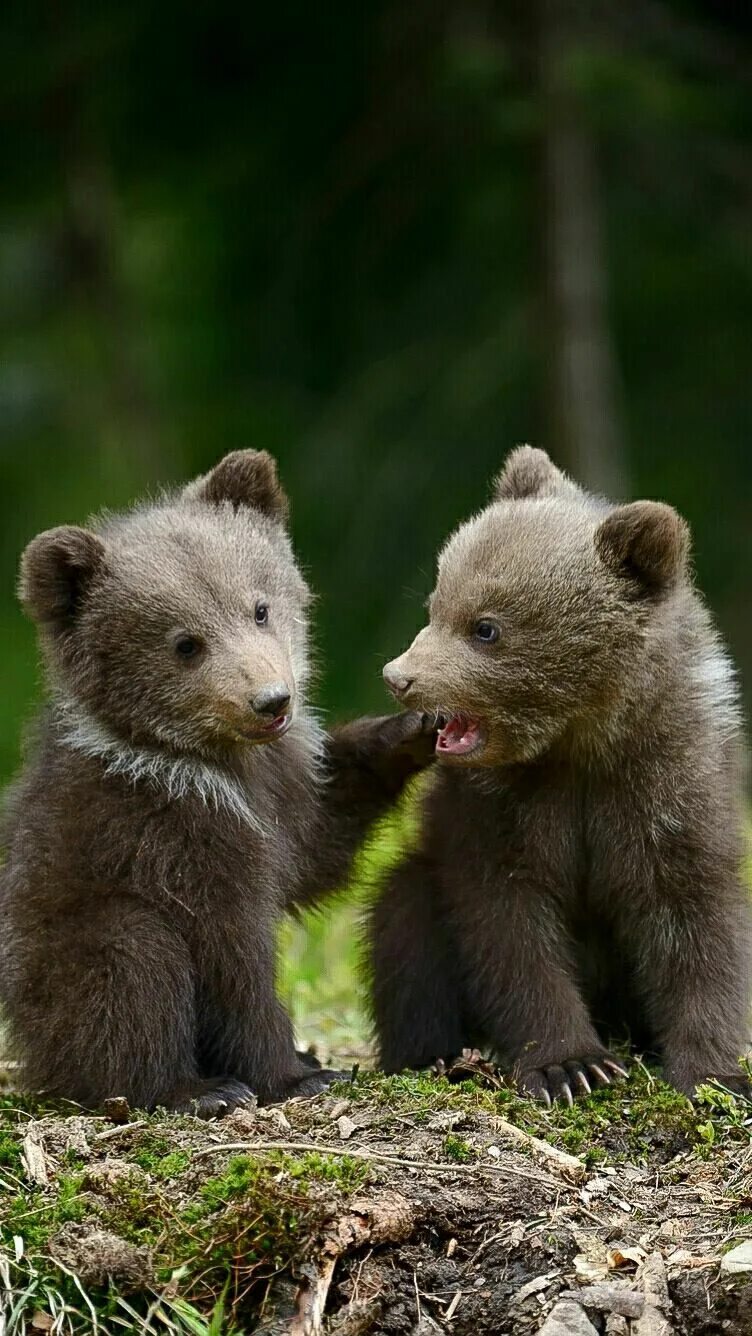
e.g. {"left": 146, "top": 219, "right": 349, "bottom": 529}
{"left": 252, "top": 681, "right": 291, "bottom": 718}
{"left": 383, "top": 661, "right": 414, "bottom": 699}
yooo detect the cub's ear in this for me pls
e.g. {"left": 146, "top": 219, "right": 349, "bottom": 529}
{"left": 187, "top": 449, "right": 289, "bottom": 523}
{"left": 20, "top": 526, "right": 107, "bottom": 628}
{"left": 493, "top": 445, "right": 568, "bottom": 501}
{"left": 595, "top": 501, "right": 689, "bottom": 591}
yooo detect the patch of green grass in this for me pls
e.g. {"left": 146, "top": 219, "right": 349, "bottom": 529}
{"left": 279, "top": 788, "right": 423, "bottom": 1059}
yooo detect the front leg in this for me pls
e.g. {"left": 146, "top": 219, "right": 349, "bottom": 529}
{"left": 626, "top": 873, "right": 752, "bottom": 1099}
{"left": 288, "top": 710, "right": 437, "bottom": 910}
{"left": 198, "top": 915, "right": 344, "bottom": 1104}
{"left": 459, "top": 885, "right": 627, "bottom": 1106}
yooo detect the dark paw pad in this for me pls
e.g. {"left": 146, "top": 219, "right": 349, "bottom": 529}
{"left": 518, "top": 1053, "right": 628, "bottom": 1107}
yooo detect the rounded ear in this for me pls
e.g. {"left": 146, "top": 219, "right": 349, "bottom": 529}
{"left": 493, "top": 445, "right": 568, "bottom": 501}
{"left": 595, "top": 501, "right": 690, "bottom": 591}
{"left": 186, "top": 449, "right": 289, "bottom": 523}
{"left": 20, "top": 526, "right": 107, "bottom": 628}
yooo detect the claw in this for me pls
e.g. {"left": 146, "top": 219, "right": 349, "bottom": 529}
{"left": 560, "top": 1083, "right": 574, "bottom": 1108}
{"left": 540, "top": 1087, "right": 552, "bottom": 1109}
{"left": 603, "top": 1059, "right": 628, "bottom": 1079}
{"left": 589, "top": 1064, "right": 611, "bottom": 1086}
{"left": 574, "top": 1070, "right": 592, "bottom": 1095}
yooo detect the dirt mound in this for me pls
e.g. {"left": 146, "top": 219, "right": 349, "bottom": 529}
{"left": 1, "top": 1066, "right": 752, "bottom": 1334}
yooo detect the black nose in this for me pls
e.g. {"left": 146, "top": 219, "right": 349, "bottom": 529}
{"left": 383, "top": 663, "right": 414, "bottom": 697}
{"left": 252, "top": 682, "right": 292, "bottom": 717}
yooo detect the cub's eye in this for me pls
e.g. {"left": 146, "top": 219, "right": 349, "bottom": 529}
{"left": 174, "top": 635, "right": 203, "bottom": 660}
{"left": 254, "top": 601, "right": 269, "bottom": 627}
{"left": 474, "top": 619, "right": 500, "bottom": 645}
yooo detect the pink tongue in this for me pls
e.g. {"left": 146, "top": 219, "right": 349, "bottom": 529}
{"left": 436, "top": 715, "right": 482, "bottom": 756}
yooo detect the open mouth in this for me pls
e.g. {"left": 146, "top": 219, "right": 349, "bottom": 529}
{"left": 260, "top": 712, "right": 290, "bottom": 738}
{"left": 239, "top": 713, "right": 291, "bottom": 743}
{"left": 435, "top": 713, "right": 486, "bottom": 758}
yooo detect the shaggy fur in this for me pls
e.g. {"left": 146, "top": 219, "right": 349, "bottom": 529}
{"left": 369, "top": 447, "right": 750, "bottom": 1103}
{"left": 0, "top": 450, "right": 434, "bottom": 1115}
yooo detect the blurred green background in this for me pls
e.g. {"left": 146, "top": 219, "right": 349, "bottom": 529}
{"left": 2, "top": 2, "right": 751, "bottom": 1050}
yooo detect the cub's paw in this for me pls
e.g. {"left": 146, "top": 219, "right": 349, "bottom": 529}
{"left": 286, "top": 1067, "right": 351, "bottom": 1100}
{"left": 516, "top": 1053, "right": 628, "bottom": 1108}
{"left": 172, "top": 1078, "right": 256, "bottom": 1120}
{"left": 705, "top": 1072, "right": 752, "bottom": 1101}
{"left": 377, "top": 710, "right": 438, "bottom": 771}
{"left": 296, "top": 1048, "right": 322, "bottom": 1070}
{"left": 672, "top": 1066, "right": 752, "bottom": 1103}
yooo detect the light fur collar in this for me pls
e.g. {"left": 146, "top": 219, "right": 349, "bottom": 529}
{"left": 56, "top": 701, "right": 271, "bottom": 833}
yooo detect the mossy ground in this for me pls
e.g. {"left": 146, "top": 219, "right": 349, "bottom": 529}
{"left": 1, "top": 1063, "right": 752, "bottom": 1335}
{"left": 1, "top": 811, "right": 751, "bottom": 1331}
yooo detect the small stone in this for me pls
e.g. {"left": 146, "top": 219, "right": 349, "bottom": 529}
{"left": 328, "top": 1099, "right": 351, "bottom": 1121}
{"left": 574, "top": 1252, "right": 609, "bottom": 1284}
{"left": 605, "top": 1318, "right": 629, "bottom": 1336}
{"left": 721, "top": 1241, "right": 752, "bottom": 1274}
{"left": 539, "top": 1300, "right": 598, "bottom": 1335}
{"left": 102, "top": 1097, "right": 131, "bottom": 1124}
{"left": 633, "top": 1310, "right": 674, "bottom": 1336}
{"left": 512, "top": 1271, "right": 559, "bottom": 1305}
{"left": 337, "top": 1115, "right": 357, "bottom": 1140}
{"left": 638, "top": 1251, "right": 670, "bottom": 1310}
{"left": 224, "top": 1105, "right": 258, "bottom": 1135}
{"left": 561, "top": 1285, "right": 644, "bottom": 1319}
{"left": 258, "top": 1106, "right": 291, "bottom": 1133}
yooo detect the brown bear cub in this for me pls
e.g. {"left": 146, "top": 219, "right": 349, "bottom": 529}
{"left": 370, "top": 446, "right": 751, "bottom": 1104}
{"left": 0, "top": 450, "right": 435, "bottom": 1116}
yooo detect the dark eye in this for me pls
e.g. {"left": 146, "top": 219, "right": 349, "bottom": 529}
{"left": 174, "top": 635, "right": 202, "bottom": 660}
{"left": 255, "top": 601, "right": 269, "bottom": 627}
{"left": 474, "top": 619, "right": 500, "bottom": 645}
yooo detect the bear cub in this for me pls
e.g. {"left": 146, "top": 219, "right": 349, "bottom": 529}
{"left": 370, "top": 446, "right": 751, "bottom": 1103}
{"left": 1, "top": 450, "right": 434, "bottom": 1116}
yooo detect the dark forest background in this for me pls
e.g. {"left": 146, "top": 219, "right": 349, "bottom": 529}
{"left": 1, "top": 1, "right": 751, "bottom": 782}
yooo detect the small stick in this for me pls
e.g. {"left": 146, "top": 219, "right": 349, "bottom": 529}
{"left": 191, "top": 1139, "right": 564, "bottom": 1188}
{"left": 445, "top": 1290, "right": 462, "bottom": 1321}
{"left": 491, "top": 1117, "right": 587, "bottom": 1183}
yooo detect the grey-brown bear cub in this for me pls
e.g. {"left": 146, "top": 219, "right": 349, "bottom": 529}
{"left": 0, "top": 450, "right": 434, "bottom": 1116}
{"left": 370, "top": 446, "right": 751, "bottom": 1104}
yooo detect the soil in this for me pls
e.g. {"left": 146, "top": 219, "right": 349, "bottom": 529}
{"left": 2, "top": 1063, "right": 752, "bottom": 1335}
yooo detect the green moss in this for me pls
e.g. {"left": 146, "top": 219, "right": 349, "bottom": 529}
{"left": 1, "top": 1169, "right": 87, "bottom": 1258}
{"left": 443, "top": 1133, "right": 474, "bottom": 1163}
{"left": 130, "top": 1134, "right": 190, "bottom": 1180}
{"left": 284, "top": 1150, "right": 369, "bottom": 1191}
{"left": 342, "top": 1062, "right": 707, "bottom": 1165}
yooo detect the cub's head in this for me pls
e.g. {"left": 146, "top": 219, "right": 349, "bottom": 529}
{"left": 21, "top": 450, "right": 312, "bottom": 756}
{"left": 383, "top": 446, "right": 690, "bottom": 767}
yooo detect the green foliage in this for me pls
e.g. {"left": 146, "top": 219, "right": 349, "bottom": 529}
{"left": 1, "top": 2, "right": 752, "bottom": 792}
